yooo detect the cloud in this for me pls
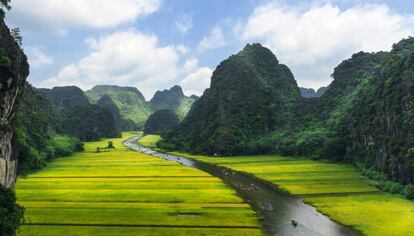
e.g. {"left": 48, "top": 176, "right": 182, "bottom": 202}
{"left": 180, "top": 67, "right": 213, "bottom": 96}
{"left": 39, "top": 29, "right": 210, "bottom": 98}
{"left": 27, "top": 47, "right": 54, "bottom": 68}
{"left": 198, "top": 26, "right": 226, "bottom": 52}
{"left": 175, "top": 14, "right": 193, "bottom": 34}
{"left": 241, "top": 2, "right": 414, "bottom": 89}
{"left": 40, "top": 29, "right": 181, "bottom": 99}
{"left": 9, "top": 0, "right": 161, "bottom": 35}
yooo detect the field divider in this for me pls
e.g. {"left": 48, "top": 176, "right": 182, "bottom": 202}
{"left": 25, "top": 176, "right": 210, "bottom": 179}
{"left": 297, "top": 191, "right": 383, "bottom": 198}
{"left": 21, "top": 223, "right": 261, "bottom": 229}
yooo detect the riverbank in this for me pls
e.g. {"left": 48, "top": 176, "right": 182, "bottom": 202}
{"left": 139, "top": 135, "right": 414, "bottom": 236}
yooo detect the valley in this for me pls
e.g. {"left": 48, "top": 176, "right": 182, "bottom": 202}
{"left": 15, "top": 133, "right": 261, "bottom": 236}
{"left": 141, "top": 135, "right": 414, "bottom": 236}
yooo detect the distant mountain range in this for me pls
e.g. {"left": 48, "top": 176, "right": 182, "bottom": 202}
{"left": 299, "top": 87, "right": 328, "bottom": 98}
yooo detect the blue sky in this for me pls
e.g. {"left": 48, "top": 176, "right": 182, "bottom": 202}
{"left": 5, "top": 0, "right": 414, "bottom": 99}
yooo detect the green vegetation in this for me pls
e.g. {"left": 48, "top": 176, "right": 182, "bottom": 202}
{"left": 171, "top": 153, "right": 414, "bottom": 235}
{"left": 13, "top": 84, "right": 83, "bottom": 175}
{"left": 86, "top": 85, "right": 152, "bottom": 129}
{"left": 162, "top": 43, "right": 300, "bottom": 155}
{"left": 144, "top": 109, "right": 180, "bottom": 135}
{"left": 141, "top": 135, "right": 414, "bottom": 235}
{"left": 39, "top": 85, "right": 121, "bottom": 142}
{"left": 0, "top": 186, "right": 24, "bottom": 236}
{"left": 15, "top": 133, "right": 261, "bottom": 236}
{"left": 139, "top": 135, "right": 163, "bottom": 148}
{"left": 40, "top": 86, "right": 90, "bottom": 112}
{"left": 149, "top": 85, "right": 198, "bottom": 120}
{"left": 62, "top": 104, "right": 120, "bottom": 141}
{"left": 163, "top": 39, "right": 414, "bottom": 189}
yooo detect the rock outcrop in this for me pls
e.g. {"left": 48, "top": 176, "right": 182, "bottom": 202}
{"left": 0, "top": 19, "right": 29, "bottom": 188}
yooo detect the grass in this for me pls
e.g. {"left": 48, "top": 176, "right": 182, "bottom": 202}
{"left": 139, "top": 135, "right": 161, "bottom": 148}
{"left": 15, "top": 132, "right": 261, "bottom": 236}
{"left": 143, "top": 135, "right": 414, "bottom": 236}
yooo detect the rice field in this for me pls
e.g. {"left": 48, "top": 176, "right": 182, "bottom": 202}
{"left": 141, "top": 135, "right": 414, "bottom": 236}
{"left": 15, "top": 133, "right": 261, "bottom": 236}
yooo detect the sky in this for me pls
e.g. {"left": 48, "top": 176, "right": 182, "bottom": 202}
{"left": 5, "top": 0, "right": 414, "bottom": 99}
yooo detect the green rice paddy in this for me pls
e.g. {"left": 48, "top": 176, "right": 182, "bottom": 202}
{"left": 15, "top": 133, "right": 261, "bottom": 236}
{"left": 141, "top": 135, "right": 414, "bottom": 236}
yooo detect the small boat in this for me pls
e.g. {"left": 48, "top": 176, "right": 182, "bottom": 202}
{"left": 291, "top": 219, "right": 298, "bottom": 227}
{"left": 261, "top": 203, "right": 274, "bottom": 211}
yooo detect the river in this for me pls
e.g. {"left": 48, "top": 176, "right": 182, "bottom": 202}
{"left": 124, "top": 135, "right": 360, "bottom": 236}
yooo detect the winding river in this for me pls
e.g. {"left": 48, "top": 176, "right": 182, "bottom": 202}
{"left": 124, "top": 136, "right": 360, "bottom": 236}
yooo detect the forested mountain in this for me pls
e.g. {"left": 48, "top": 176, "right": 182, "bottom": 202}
{"left": 162, "top": 39, "right": 414, "bottom": 186}
{"left": 13, "top": 84, "right": 83, "bottom": 174}
{"left": 299, "top": 86, "right": 327, "bottom": 98}
{"left": 162, "top": 44, "right": 301, "bottom": 155}
{"left": 40, "top": 86, "right": 89, "bottom": 111}
{"left": 86, "top": 85, "right": 151, "bottom": 129}
{"left": 38, "top": 85, "right": 121, "bottom": 142}
{"left": 149, "top": 85, "right": 198, "bottom": 119}
{"left": 144, "top": 109, "right": 180, "bottom": 134}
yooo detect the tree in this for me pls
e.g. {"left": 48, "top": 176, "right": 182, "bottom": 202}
{"left": 11, "top": 28, "right": 22, "bottom": 47}
{"left": 0, "top": 0, "right": 11, "bottom": 18}
{"left": 0, "top": 186, "right": 24, "bottom": 236}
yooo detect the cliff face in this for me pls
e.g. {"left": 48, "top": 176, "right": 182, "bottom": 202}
{"left": 0, "top": 19, "right": 29, "bottom": 188}
{"left": 340, "top": 38, "right": 414, "bottom": 184}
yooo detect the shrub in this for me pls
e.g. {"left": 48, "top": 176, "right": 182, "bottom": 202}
{"left": 405, "top": 185, "right": 414, "bottom": 199}
{"left": 0, "top": 186, "right": 24, "bottom": 236}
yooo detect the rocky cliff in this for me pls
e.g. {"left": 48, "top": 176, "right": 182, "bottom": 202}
{"left": 0, "top": 19, "right": 29, "bottom": 188}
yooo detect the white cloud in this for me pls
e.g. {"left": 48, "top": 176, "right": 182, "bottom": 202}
{"left": 9, "top": 0, "right": 161, "bottom": 35}
{"left": 198, "top": 26, "right": 226, "bottom": 52}
{"left": 180, "top": 67, "right": 213, "bottom": 96}
{"left": 40, "top": 29, "right": 181, "bottom": 99}
{"left": 175, "top": 14, "right": 193, "bottom": 34}
{"left": 242, "top": 2, "right": 414, "bottom": 89}
{"left": 39, "top": 28, "right": 210, "bottom": 98}
{"left": 183, "top": 58, "right": 199, "bottom": 72}
{"left": 27, "top": 47, "right": 54, "bottom": 68}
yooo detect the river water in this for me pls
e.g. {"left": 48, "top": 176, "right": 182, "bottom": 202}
{"left": 124, "top": 136, "right": 360, "bottom": 236}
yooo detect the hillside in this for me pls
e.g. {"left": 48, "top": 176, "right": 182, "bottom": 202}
{"left": 163, "top": 43, "right": 301, "bottom": 155}
{"left": 144, "top": 109, "right": 180, "bottom": 134}
{"left": 149, "top": 85, "right": 198, "bottom": 119}
{"left": 161, "top": 39, "right": 414, "bottom": 186}
{"left": 39, "top": 85, "right": 120, "bottom": 142}
{"left": 14, "top": 84, "right": 83, "bottom": 174}
{"left": 86, "top": 85, "right": 151, "bottom": 129}
{"left": 40, "top": 86, "right": 90, "bottom": 111}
